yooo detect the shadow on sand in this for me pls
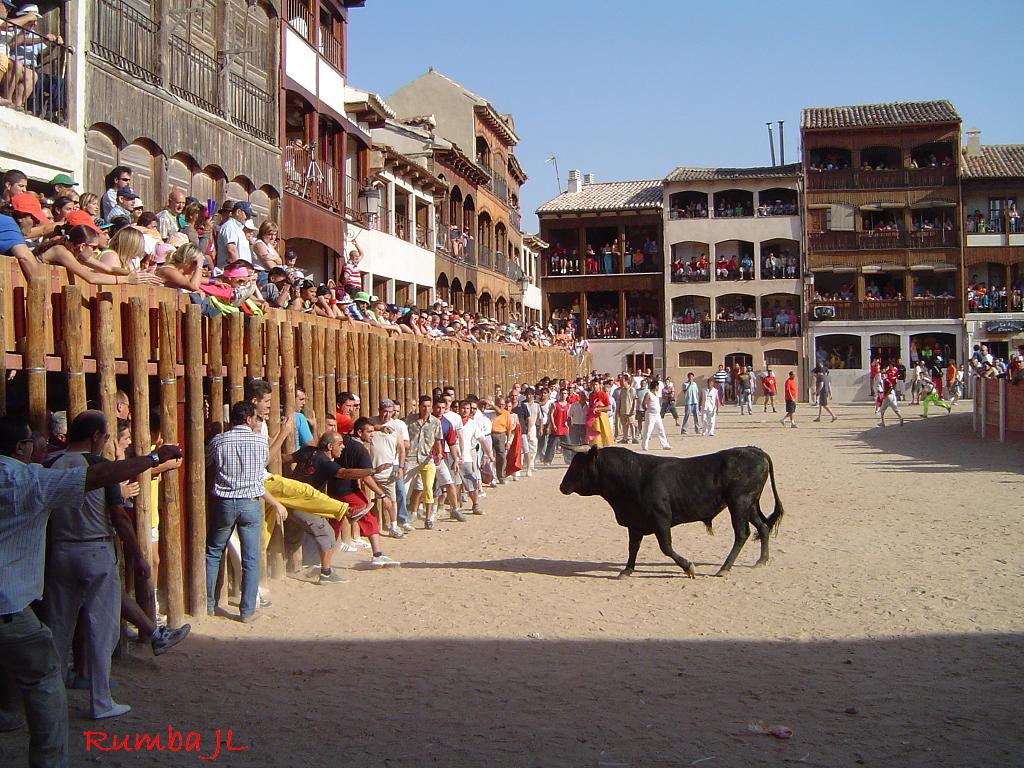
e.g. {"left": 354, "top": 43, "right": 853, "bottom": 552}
{"left": 4, "top": 633, "right": 1020, "bottom": 767}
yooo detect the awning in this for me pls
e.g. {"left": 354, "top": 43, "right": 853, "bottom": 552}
{"left": 912, "top": 199, "right": 957, "bottom": 209}
{"left": 881, "top": 202, "right": 906, "bottom": 209}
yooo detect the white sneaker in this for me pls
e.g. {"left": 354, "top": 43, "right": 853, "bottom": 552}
{"left": 388, "top": 526, "right": 405, "bottom": 539}
{"left": 478, "top": 491, "right": 487, "bottom": 498}
{"left": 93, "top": 702, "right": 131, "bottom": 720}
{"left": 399, "top": 522, "right": 414, "bottom": 533}
{"left": 337, "top": 542, "right": 360, "bottom": 553}
{"left": 526, "top": 470, "right": 534, "bottom": 477}
{"left": 370, "top": 554, "right": 401, "bottom": 568}
{"left": 352, "top": 538, "right": 371, "bottom": 549}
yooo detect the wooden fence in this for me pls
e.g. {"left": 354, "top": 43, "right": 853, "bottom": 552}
{"left": 0, "top": 262, "right": 585, "bottom": 624}
{"left": 973, "top": 376, "right": 1024, "bottom": 442}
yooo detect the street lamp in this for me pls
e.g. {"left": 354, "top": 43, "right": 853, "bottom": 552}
{"left": 357, "top": 181, "right": 381, "bottom": 221}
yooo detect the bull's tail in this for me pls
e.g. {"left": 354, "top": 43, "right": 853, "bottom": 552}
{"left": 763, "top": 453, "right": 784, "bottom": 537}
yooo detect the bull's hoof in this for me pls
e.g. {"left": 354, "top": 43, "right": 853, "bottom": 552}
{"left": 754, "top": 558, "right": 769, "bottom": 568}
{"left": 616, "top": 569, "right": 634, "bottom": 580}
{"left": 713, "top": 567, "right": 731, "bottom": 577}
{"left": 684, "top": 563, "right": 696, "bottom": 579}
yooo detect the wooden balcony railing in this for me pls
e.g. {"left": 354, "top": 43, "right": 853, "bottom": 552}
{"left": 90, "top": 0, "right": 160, "bottom": 84}
{"left": 284, "top": 0, "right": 313, "bottom": 42}
{"left": 805, "top": 167, "right": 956, "bottom": 191}
{"left": 808, "top": 298, "right": 958, "bottom": 322}
{"left": 810, "top": 230, "right": 959, "bottom": 252}
{"left": 229, "top": 74, "right": 275, "bottom": 144}
{"left": 318, "top": 27, "right": 343, "bottom": 72}
{"left": 169, "top": 35, "right": 223, "bottom": 117}
{"left": 284, "top": 144, "right": 341, "bottom": 212}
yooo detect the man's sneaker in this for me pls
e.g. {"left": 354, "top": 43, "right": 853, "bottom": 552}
{"left": 370, "top": 554, "right": 401, "bottom": 568}
{"left": 477, "top": 491, "right": 487, "bottom": 498}
{"left": 352, "top": 538, "right": 371, "bottom": 549}
{"left": 337, "top": 541, "right": 361, "bottom": 553}
{"left": 486, "top": 481, "right": 497, "bottom": 488}
{"left": 790, "top": 422, "right": 798, "bottom": 428}
{"left": 399, "top": 522, "right": 414, "bottom": 533}
{"left": 258, "top": 594, "right": 272, "bottom": 609}
{"left": 472, "top": 504, "right": 483, "bottom": 515}
{"left": 424, "top": 518, "right": 434, "bottom": 530}
{"left": 318, "top": 569, "right": 347, "bottom": 584}
{"left": 388, "top": 525, "right": 405, "bottom": 539}
{"left": 450, "top": 508, "right": 467, "bottom": 523}
{"left": 151, "top": 624, "right": 191, "bottom": 656}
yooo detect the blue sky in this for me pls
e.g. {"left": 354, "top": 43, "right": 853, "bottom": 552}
{"left": 349, "top": 0, "right": 1022, "bottom": 233}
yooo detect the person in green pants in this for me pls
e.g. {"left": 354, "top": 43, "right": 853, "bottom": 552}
{"left": 919, "top": 377, "right": 952, "bottom": 417}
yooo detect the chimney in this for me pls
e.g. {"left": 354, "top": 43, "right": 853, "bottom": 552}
{"left": 568, "top": 169, "right": 582, "bottom": 193}
{"left": 583, "top": 173, "right": 594, "bottom": 185}
{"left": 965, "top": 128, "right": 981, "bottom": 157}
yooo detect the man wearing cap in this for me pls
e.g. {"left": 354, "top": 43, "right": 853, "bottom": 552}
{"left": 49, "top": 173, "right": 78, "bottom": 198}
{"left": 215, "top": 201, "right": 254, "bottom": 267}
{"left": 156, "top": 189, "right": 185, "bottom": 241}
{"left": 105, "top": 186, "right": 138, "bottom": 224}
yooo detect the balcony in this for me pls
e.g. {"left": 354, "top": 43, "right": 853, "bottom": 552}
{"left": 495, "top": 250, "right": 507, "bottom": 275}
{"left": 89, "top": 0, "right": 276, "bottom": 143}
{"left": 478, "top": 244, "right": 493, "bottom": 270}
{"left": 284, "top": 144, "right": 341, "bottom": 212}
{"left": 3, "top": 28, "right": 70, "bottom": 126}
{"left": 808, "top": 298, "right": 958, "bottom": 322}
{"left": 317, "top": 27, "right": 343, "bottom": 73}
{"left": 805, "top": 167, "right": 955, "bottom": 191}
{"left": 509, "top": 209, "right": 521, "bottom": 231}
{"left": 809, "top": 230, "right": 958, "bottom": 252}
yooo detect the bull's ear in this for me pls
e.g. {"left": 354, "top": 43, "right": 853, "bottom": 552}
{"left": 588, "top": 445, "right": 599, "bottom": 461}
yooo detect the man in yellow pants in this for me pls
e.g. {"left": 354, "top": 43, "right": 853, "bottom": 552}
{"left": 404, "top": 394, "right": 441, "bottom": 529}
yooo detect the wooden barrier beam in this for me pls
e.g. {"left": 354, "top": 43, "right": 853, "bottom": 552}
{"left": 26, "top": 278, "right": 47, "bottom": 434}
{"left": 61, "top": 285, "right": 86, "bottom": 420}
{"left": 157, "top": 300, "right": 184, "bottom": 627}
{"left": 95, "top": 293, "right": 117, "bottom": 459}
{"left": 183, "top": 304, "right": 206, "bottom": 617}
{"left": 208, "top": 314, "right": 224, "bottom": 432}
{"left": 126, "top": 297, "right": 155, "bottom": 620}
{"left": 226, "top": 312, "right": 244, "bottom": 406}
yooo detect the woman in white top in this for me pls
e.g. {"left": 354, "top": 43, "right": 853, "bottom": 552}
{"left": 252, "top": 221, "right": 282, "bottom": 278}
{"left": 640, "top": 377, "right": 671, "bottom": 450}
{"left": 701, "top": 378, "right": 720, "bottom": 436}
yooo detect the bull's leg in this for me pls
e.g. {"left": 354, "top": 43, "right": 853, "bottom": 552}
{"left": 652, "top": 526, "right": 696, "bottom": 579}
{"left": 751, "top": 503, "right": 770, "bottom": 566}
{"left": 618, "top": 528, "right": 643, "bottom": 579}
{"left": 717, "top": 505, "right": 751, "bottom": 575}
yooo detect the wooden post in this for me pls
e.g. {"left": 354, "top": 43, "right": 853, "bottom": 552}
{"left": 183, "top": 304, "right": 206, "bottom": 616}
{"left": 265, "top": 319, "right": 285, "bottom": 579}
{"left": 346, "top": 330, "right": 359, "bottom": 395}
{"left": 336, "top": 326, "right": 348, "bottom": 403}
{"left": 126, "top": 298, "right": 155, "bottom": 620}
{"left": 298, "top": 321, "right": 313, "bottom": 413}
{"left": 999, "top": 377, "right": 1006, "bottom": 443}
{"left": 157, "top": 301, "right": 184, "bottom": 627}
{"left": 226, "top": 312, "right": 244, "bottom": 406}
{"left": 0, "top": 267, "right": 7, "bottom": 415}
{"left": 368, "top": 332, "right": 381, "bottom": 410}
{"left": 419, "top": 342, "right": 430, "bottom": 398}
{"left": 207, "top": 314, "right": 224, "bottom": 431}
{"left": 26, "top": 278, "right": 47, "bottom": 435}
{"left": 324, "top": 325, "right": 336, "bottom": 426}
{"left": 357, "top": 328, "right": 370, "bottom": 410}
{"left": 246, "top": 314, "right": 263, "bottom": 380}
{"left": 95, "top": 293, "right": 117, "bottom": 459}
{"left": 310, "top": 324, "right": 324, "bottom": 430}
{"left": 278, "top": 321, "right": 297, "bottom": 574}
{"left": 62, "top": 285, "right": 86, "bottom": 420}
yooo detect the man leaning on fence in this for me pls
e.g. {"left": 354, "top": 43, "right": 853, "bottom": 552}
{"left": 0, "top": 414, "right": 182, "bottom": 768}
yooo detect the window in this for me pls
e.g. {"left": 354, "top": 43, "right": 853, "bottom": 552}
{"left": 764, "top": 349, "right": 798, "bottom": 366}
{"left": 678, "top": 350, "right": 712, "bottom": 368}
{"left": 828, "top": 203, "right": 855, "bottom": 232}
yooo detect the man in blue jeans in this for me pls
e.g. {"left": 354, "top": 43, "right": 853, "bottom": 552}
{"left": 680, "top": 372, "right": 701, "bottom": 434}
{"left": 205, "top": 401, "right": 284, "bottom": 622}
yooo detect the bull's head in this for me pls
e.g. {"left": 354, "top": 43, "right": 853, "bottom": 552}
{"left": 559, "top": 444, "right": 600, "bottom": 496}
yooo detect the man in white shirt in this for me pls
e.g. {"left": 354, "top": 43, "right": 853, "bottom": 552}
{"left": 457, "top": 400, "right": 483, "bottom": 514}
{"left": 370, "top": 399, "right": 409, "bottom": 537}
{"left": 468, "top": 396, "right": 495, "bottom": 487}
{"left": 215, "top": 201, "right": 254, "bottom": 267}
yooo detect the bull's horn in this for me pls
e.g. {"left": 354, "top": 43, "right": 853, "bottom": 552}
{"left": 565, "top": 444, "right": 593, "bottom": 454}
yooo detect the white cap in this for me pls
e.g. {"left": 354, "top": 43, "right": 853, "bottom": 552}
{"left": 243, "top": 218, "right": 257, "bottom": 230}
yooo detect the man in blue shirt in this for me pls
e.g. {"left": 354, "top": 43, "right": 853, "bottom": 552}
{"left": 294, "top": 386, "right": 315, "bottom": 448}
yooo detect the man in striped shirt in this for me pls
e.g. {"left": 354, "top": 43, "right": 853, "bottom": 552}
{"left": 205, "top": 401, "right": 285, "bottom": 623}
{"left": 712, "top": 364, "right": 730, "bottom": 405}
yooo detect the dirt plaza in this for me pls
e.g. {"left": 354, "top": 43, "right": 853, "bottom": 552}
{"left": 2, "top": 404, "right": 1021, "bottom": 768}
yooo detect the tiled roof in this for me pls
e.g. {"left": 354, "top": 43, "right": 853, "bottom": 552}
{"left": 962, "top": 145, "right": 1024, "bottom": 179}
{"left": 536, "top": 180, "right": 663, "bottom": 214}
{"left": 801, "top": 100, "right": 960, "bottom": 130}
{"left": 665, "top": 163, "right": 801, "bottom": 183}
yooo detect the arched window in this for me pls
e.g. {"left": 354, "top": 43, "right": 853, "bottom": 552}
{"left": 677, "top": 350, "right": 712, "bottom": 367}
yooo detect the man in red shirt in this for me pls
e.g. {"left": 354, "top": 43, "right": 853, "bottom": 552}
{"left": 541, "top": 389, "right": 571, "bottom": 464}
{"left": 335, "top": 391, "right": 358, "bottom": 434}
{"left": 781, "top": 371, "right": 798, "bottom": 428}
{"left": 761, "top": 367, "right": 778, "bottom": 413}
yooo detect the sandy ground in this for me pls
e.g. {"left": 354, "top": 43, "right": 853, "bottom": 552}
{"left": 3, "top": 402, "right": 1023, "bottom": 768}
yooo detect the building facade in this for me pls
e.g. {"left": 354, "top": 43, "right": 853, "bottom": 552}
{"left": 663, "top": 164, "right": 804, "bottom": 391}
{"left": 83, "top": 0, "right": 282, "bottom": 222}
{"left": 802, "top": 100, "right": 963, "bottom": 400}
{"left": 280, "top": 0, "right": 370, "bottom": 280}
{"left": 961, "top": 136, "right": 1024, "bottom": 359}
{"left": 386, "top": 69, "right": 532, "bottom": 321}
{"left": 537, "top": 174, "right": 664, "bottom": 374}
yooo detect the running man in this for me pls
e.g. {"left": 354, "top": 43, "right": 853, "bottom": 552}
{"left": 919, "top": 377, "right": 952, "bottom": 417}
{"left": 812, "top": 365, "right": 837, "bottom": 423}
{"left": 878, "top": 378, "right": 904, "bottom": 427}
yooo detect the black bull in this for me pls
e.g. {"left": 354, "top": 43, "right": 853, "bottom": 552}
{"left": 559, "top": 445, "right": 784, "bottom": 578}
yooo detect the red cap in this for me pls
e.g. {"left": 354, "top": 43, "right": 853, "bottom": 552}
{"left": 10, "top": 193, "right": 46, "bottom": 223}
{"left": 64, "top": 209, "right": 102, "bottom": 234}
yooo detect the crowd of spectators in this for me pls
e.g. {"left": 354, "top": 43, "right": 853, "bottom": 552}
{"left": 756, "top": 199, "right": 797, "bottom": 217}
{"left": 812, "top": 284, "right": 856, "bottom": 302}
{"left": 0, "top": 3, "right": 64, "bottom": 117}
{"left": 671, "top": 252, "right": 710, "bottom": 283}
{"left": 966, "top": 280, "right": 1024, "bottom": 313}
{"left": 669, "top": 200, "right": 708, "bottom": 219}
{"left": 547, "top": 244, "right": 580, "bottom": 275}
{"left": 714, "top": 198, "right": 753, "bottom": 218}
{"left": 0, "top": 164, "right": 577, "bottom": 351}
{"left": 967, "top": 203, "right": 1023, "bottom": 234}
{"left": 761, "top": 248, "right": 799, "bottom": 279}
{"left": 715, "top": 301, "right": 756, "bottom": 323}
{"left": 586, "top": 307, "right": 619, "bottom": 339}
{"left": 864, "top": 281, "right": 903, "bottom": 301}
{"left": 624, "top": 313, "right": 659, "bottom": 339}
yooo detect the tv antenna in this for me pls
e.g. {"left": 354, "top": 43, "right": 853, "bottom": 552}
{"left": 546, "top": 154, "right": 561, "bottom": 193}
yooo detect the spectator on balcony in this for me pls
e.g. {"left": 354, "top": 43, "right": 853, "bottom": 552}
{"left": 100, "top": 166, "right": 132, "bottom": 220}
{"left": 179, "top": 201, "right": 206, "bottom": 252}
{"left": 156, "top": 190, "right": 185, "bottom": 241}
{"left": 1, "top": 168, "right": 27, "bottom": 205}
{"left": 50, "top": 195, "right": 75, "bottom": 225}
{"left": 342, "top": 238, "right": 364, "bottom": 298}
{"left": 103, "top": 186, "right": 137, "bottom": 225}
{"left": 215, "top": 201, "right": 254, "bottom": 267}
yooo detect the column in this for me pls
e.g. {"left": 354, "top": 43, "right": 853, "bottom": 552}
{"left": 428, "top": 201, "right": 436, "bottom": 250}
{"left": 579, "top": 291, "right": 588, "bottom": 340}
{"left": 618, "top": 291, "right": 626, "bottom": 340}
{"left": 753, "top": 242, "right": 762, "bottom": 281}
{"left": 408, "top": 193, "right": 418, "bottom": 246}
{"left": 387, "top": 181, "right": 396, "bottom": 236}
{"left": 578, "top": 226, "right": 587, "bottom": 275}
{"left": 617, "top": 223, "right": 626, "bottom": 273}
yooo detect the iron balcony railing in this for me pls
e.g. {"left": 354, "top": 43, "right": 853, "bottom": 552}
{"left": 229, "top": 74, "right": 275, "bottom": 144}
{"left": 168, "top": 35, "right": 223, "bottom": 116}
{"left": 90, "top": 0, "right": 160, "bottom": 84}
{"left": 810, "top": 230, "right": 959, "bottom": 252}
{"left": 478, "top": 244, "right": 493, "bottom": 269}
{"left": 8, "top": 28, "right": 70, "bottom": 126}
